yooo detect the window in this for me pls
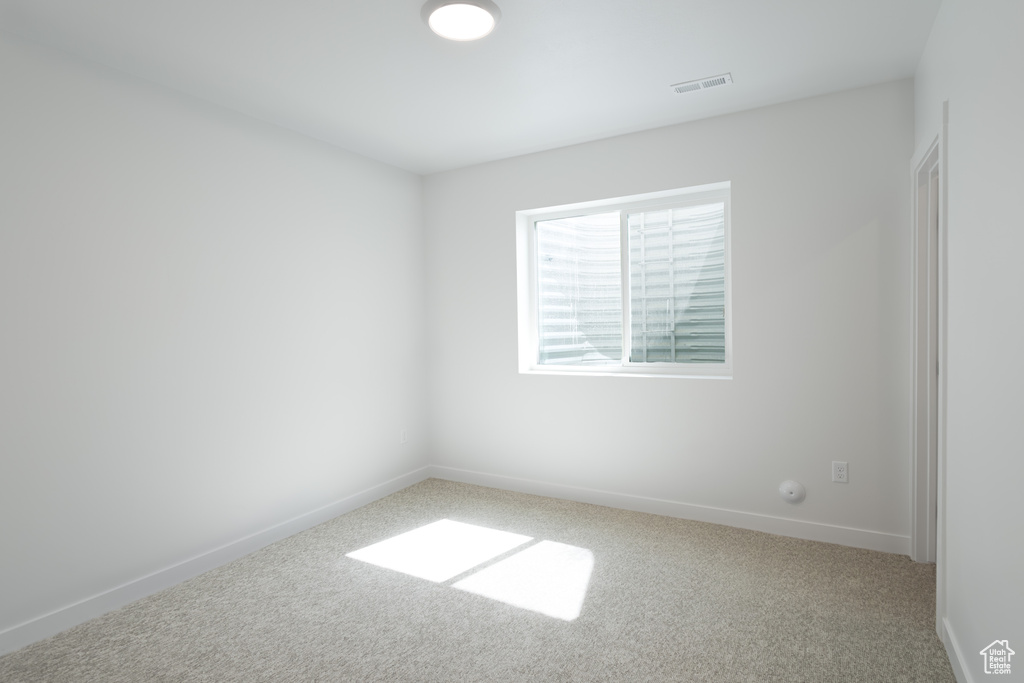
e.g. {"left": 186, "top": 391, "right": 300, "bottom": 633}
{"left": 516, "top": 182, "right": 731, "bottom": 378}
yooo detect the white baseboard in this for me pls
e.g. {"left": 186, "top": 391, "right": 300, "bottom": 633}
{"left": 941, "top": 617, "right": 973, "bottom": 683}
{"left": 0, "top": 466, "right": 431, "bottom": 658}
{"left": 428, "top": 465, "right": 910, "bottom": 555}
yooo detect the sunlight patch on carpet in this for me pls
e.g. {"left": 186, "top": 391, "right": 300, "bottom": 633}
{"left": 347, "top": 520, "right": 594, "bottom": 621}
{"left": 345, "top": 519, "right": 532, "bottom": 582}
{"left": 453, "top": 540, "right": 594, "bottom": 621}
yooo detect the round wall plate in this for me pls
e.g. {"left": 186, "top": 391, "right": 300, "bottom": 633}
{"left": 779, "top": 480, "right": 806, "bottom": 504}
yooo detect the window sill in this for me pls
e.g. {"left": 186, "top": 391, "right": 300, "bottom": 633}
{"left": 519, "top": 365, "right": 732, "bottom": 380}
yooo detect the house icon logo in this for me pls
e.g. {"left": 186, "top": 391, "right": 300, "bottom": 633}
{"left": 980, "top": 640, "right": 1014, "bottom": 675}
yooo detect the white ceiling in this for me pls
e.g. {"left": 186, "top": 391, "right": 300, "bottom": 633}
{"left": 0, "top": 0, "right": 942, "bottom": 174}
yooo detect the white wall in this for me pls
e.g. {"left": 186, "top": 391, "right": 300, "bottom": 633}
{"left": 423, "top": 81, "right": 915, "bottom": 549}
{"left": 915, "top": 2, "right": 1024, "bottom": 680}
{"left": 0, "top": 35, "right": 426, "bottom": 644}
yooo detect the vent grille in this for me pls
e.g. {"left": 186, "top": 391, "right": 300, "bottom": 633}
{"left": 671, "top": 73, "right": 733, "bottom": 95}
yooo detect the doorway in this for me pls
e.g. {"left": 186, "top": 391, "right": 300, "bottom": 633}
{"left": 910, "top": 106, "right": 947, "bottom": 577}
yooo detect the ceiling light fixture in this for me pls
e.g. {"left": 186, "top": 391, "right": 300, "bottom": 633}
{"left": 422, "top": 0, "right": 501, "bottom": 41}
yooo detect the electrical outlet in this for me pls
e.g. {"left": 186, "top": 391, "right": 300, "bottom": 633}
{"left": 832, "top": 461, "right": 848, "bottom": 483}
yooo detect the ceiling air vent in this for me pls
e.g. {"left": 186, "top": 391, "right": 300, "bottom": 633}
{"left": 671, "top": 72, "right": 733, "bottom": 95}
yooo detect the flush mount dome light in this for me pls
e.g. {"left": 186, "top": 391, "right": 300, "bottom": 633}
{"left": 422, "top": 0, "right": 501, "bottom": 41}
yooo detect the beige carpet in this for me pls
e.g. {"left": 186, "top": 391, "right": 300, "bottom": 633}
{"left": 0, "top": 479, "right": 955, "bottom": 682}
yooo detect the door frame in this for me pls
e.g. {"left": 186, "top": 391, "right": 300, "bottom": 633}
{"left": 909, "top": 103, "right": 948, "bottom": 601}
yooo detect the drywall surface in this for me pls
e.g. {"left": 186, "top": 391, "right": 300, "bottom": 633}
{"left": 423, "top": 81, "right": 914, "bottom": 544}
{"left": 0, "top": 36, "right": 425, "bottom": 636}
{"left": 915, "top": 0, "right": 1024, "bottom": 679}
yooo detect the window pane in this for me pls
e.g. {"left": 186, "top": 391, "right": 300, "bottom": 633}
{"left": 536, "top": 213, "right": 622, "bottom": 365}
{"left": 628, "top": 203, "right": 725, "bottom": 363}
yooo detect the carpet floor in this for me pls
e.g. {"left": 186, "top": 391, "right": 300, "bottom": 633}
{"left": 0, "top": 479, "right": 955, "bottom": 682}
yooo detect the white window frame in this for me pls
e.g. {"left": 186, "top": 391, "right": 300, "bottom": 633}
{"left": 516, "top": 182, "right": 732, "bottom": 379}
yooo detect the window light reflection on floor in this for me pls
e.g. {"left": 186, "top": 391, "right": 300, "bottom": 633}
{"left": 346, "top": 520, "right": 594, "bottom": 621}
{"left": 345, "top": 519, "right": 531, "bottom": 582}
{"left": 453, "top": 540, "right": 594, "bottom": 621}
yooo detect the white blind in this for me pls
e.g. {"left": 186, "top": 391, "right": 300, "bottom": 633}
{"left": 536, "top": 212, "right": 622, "bottom": 365}
{"left": 628, "top": 203, "right": 726, "bottom": 363}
